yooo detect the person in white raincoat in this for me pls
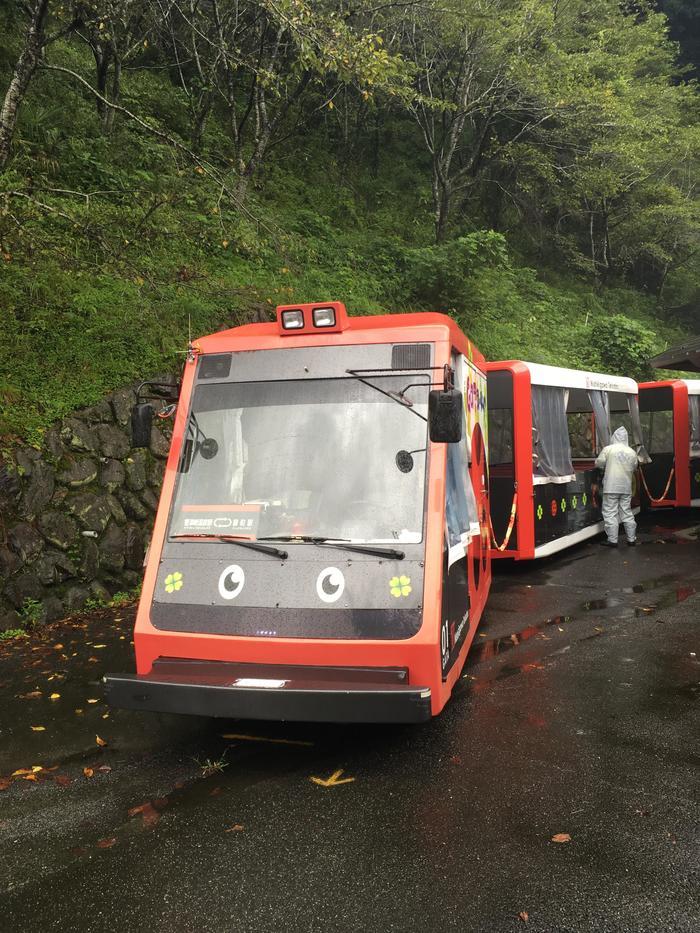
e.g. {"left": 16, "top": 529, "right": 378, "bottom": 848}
{"left": 595, "top": 426, "right": 639, "bottom": 547}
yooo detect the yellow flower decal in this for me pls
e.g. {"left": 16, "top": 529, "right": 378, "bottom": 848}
{"left": 165, "top": 571, "right": 183, "bottom": 593}
{"left": 389, "top": 575, "right": 412, "bottom": 598}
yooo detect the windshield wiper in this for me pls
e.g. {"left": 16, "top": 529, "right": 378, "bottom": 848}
{"left": 171, "top": 534, "right": 288, "bottom": 559}
{"left": 345, "top": 369, "right": 430, "bottom": 422}
{"left": 259, "top": 535, "right": 405, "bottom": 560}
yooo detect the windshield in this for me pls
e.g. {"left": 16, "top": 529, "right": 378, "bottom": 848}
{"left": 170, "top": 375, "right": 430, "bottom": 544}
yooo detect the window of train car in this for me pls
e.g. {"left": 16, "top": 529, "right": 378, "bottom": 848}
{"left": 531, "top": 385, "right": 575, "bottom": 484}
{"left": 489, "top": 408, "right": 514, "bottom": 465}
{"left": 639, "top": 409, "right": 674, "bottom": 455}
{"left": 170, "top": 375, "right": 430, "bottom": 545}
{"left": 567, "top": 412, "right": 596, "bottom": 460}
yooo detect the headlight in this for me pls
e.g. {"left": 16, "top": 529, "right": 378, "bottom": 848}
{"left": 281, "top": 309, "right": 305, "bottom": 329}
{"left": 312, "top": 307, "right": 336, "bottom": 328}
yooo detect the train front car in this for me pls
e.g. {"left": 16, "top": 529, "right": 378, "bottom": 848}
{"left": 486, "top": 361, "right": 646, "bottom": 560}
{"left": 105, "top": 304, "right": 491, "bottom": 723}
{"left": 637, "top": 379, "right": 700, "bottom": 508}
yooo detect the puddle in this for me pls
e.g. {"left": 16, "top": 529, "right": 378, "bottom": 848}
{"left": 467, "top": 616, "right": 573, "bottom": 667}
{"left": 468, "top": 573, "right": 697, "bottom": 675}
{"left": 622, "top": 575, "right": 679, "bottom": 594}
{"left": 582, "top": 597, "right": 622, "bottom": 611}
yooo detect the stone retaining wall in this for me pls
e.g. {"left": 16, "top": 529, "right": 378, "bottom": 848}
{"left": 0, "top": 384, "right": 173, "bottom": 630}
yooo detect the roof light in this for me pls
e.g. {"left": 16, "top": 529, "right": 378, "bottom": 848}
{"left": 276, "top": 301, "right": 348, "bottom": 335}
{"left": 281, "top": 309, "right": 304, "bottom": 330}
{"left": 313, "top": 307, "right": 336, "bottom": 328}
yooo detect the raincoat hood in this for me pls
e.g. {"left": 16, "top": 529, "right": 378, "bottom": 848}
{"left": 611, "top": 426, "right": 629, "bottom": 445}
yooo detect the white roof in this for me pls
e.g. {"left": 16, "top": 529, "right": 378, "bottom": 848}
{"left": 682, "top": 380, "right": 700, "bottom": 396}
{"left": 523, "top": 362, "right": 638, "bottom": 394}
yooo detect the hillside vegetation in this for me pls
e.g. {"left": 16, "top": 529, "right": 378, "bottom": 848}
{"left": 0, "top": 0, "right": 698, "bottom": 444}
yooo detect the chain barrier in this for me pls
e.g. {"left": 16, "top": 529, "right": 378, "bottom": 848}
{"left": 488, "top": 491, "right": 518, "bottom": 552}
{"left": 639, "top": 466, "right": 675, "bottom": 504}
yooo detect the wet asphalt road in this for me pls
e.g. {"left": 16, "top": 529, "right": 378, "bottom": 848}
{"left": 0, "top": 513, "right": 698, "bottom": 932}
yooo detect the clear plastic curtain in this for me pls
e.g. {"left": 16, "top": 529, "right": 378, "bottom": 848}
{"left": 531, "top": 385, "right": 574, "bottom": 482}
{"left": 626, "top": 396, "right": 651, "bottom": 464}
{"left": 588, "top": 390, "right": 611, "bottom": 451}
{"left": 690, "top": 396, "right": 700, "bottom": 457}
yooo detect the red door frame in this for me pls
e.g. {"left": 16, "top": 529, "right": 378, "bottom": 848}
{"left": 484, "top": 361, "right": 535, "bottom": 560}
{"left": 638, "top": 380, "right": 691, "bottom": 507}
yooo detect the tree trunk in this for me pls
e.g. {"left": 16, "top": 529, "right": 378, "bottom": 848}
{"left": 191, "top": 94, "right": 211, "bottom": 153}
{"left": 433, "top": 165, "right": 451, "bottom": 244}
{"left": 103, "top": 57, "right": 121, "bottom": 134}
{"left": 0, "top": 0, "right": 51, "bottom": 171}
{"left": 93, "top": 46, "right": 109, "bottom": 121}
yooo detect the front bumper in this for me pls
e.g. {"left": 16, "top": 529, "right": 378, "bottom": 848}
{"left": 104, "top": 658, "right": 432, "bottom": 724}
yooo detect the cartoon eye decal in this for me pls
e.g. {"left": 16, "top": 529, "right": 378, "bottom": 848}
{"left": 316, "top": 567, "right": 345, "bottom": 604}
{"left": 218, "top": 564, "right": 245, "bottom": 600}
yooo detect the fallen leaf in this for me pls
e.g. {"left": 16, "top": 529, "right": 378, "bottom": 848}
{"left": 518, "top": 912, "right": 529, "bottom": 923}
{"left": 96, "top": 837, "right": 117, "bottom": 848}
{"left": 86, "top": 699, "right": 99, "bottom": 704}
{"left": 102, "top": 713, "right": 109, "bottom": 719}
{"left": 0, "top": 778, "right": 11, "bottom": 791}
{"left": 551, "top": 832, "right": 571, "bottom": 844}
{"left": 54, "top": 775, "right": 72, "bottom": 787}
{"left": 83, "top": 768, "right": 94, "bottom": 778}
{"left": 53, "top": 644, "right": 64, "bottom": 650}
{"left": 30, "top": 725, "right": 46, "bottom": 732}
{"left": 20, "top": 691, "right": 42, "bottom": 699}
{"left": 93, "top": 645, "right": 107, "bottom": 649}
{"left": 74, "top": 709, "right": 83, "bottom": 715}
{"left": 31, "top": 765, "right": 42, "bottom": 772}
{"left": 96, "top": 765, "right": 112, "bottom": 773}
{"left": 128, "top": 801, "right": 160, "bottom": 828}
{"left": 49, "top": 693, "right": 61, "bottom": 700}
{"left": 95, "top": 735, "right": 107, "bottom": 747}
{"left": 22, "top": 773, "right": 37, "bottom": 782}
{"left": 87, "top": 657, "right": 98, "bottom": 662}
{"left": 12, "top": 768, "right": 33, "bottom": 777}
{"left": 225, "top": 824, "right": 244, "bottom": 832}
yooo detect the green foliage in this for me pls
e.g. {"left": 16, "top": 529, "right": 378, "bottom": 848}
{"left": 0, "top": 628, "right": 29, "bottom": 640}
{"left": 17, "top": 598, "right": 43, "bottom": 628}
{"left": 83, "top": 587, "right": 139, "bottom": 611}
{"left": 0, "top": 2, "right": 696, "bottom": 445}
{"left": 581, "top": 315, "right": 659, "bottom": 380}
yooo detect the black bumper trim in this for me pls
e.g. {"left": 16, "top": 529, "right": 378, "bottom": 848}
{"left": 104, "top": 671, "right": 432, "bottom": 724}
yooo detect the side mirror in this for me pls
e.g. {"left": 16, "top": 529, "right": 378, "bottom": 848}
{"left": 428, "top": 389, "right": 463, "bottom": 443}
{"left": 131, "top": 403, "right": 153, "bottom": 448}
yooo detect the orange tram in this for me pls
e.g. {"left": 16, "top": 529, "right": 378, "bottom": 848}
{"left": 106, "top": 304, "right": 491, "bottom": 723}
{"left": 105, "top": 302, "right": 696, "bottom": 723}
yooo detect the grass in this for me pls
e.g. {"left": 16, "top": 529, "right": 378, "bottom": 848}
{"left": 195, "top": 755, "right": 229, "bottom": 778}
